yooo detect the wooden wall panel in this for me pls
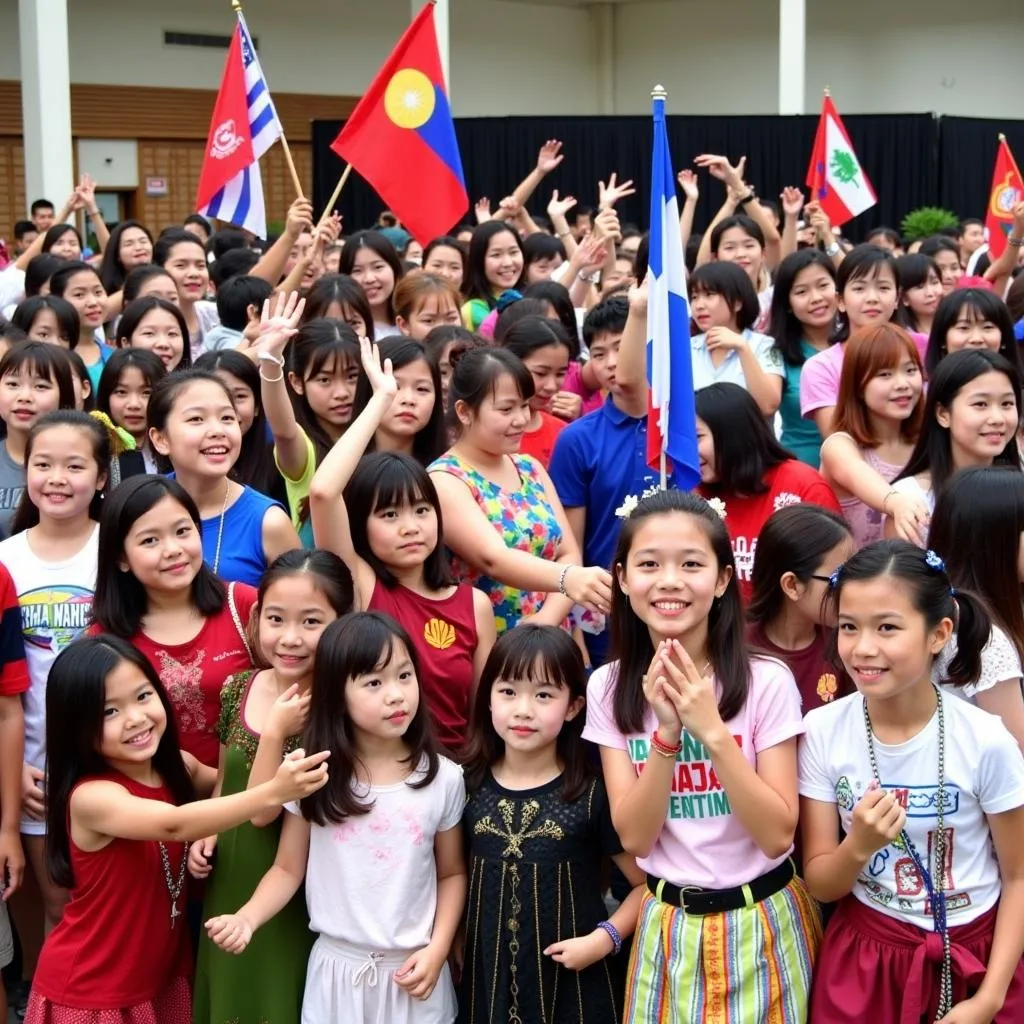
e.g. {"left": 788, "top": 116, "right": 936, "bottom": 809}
{"left": 0, "top": 139, "right": 27, "bottom": 252}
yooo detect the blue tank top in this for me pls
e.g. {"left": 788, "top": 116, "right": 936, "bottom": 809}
{"left": 200, "top": 485, "right": 281, "bottom": 587}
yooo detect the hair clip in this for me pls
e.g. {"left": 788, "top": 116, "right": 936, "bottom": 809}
{"left": 828, "top": 566, "right": 843, "bottom": 589}
{"left": 924, "top": 549, "right": 946, "bottom": 573}
{"left": 949, "top": 586, "right": 958, "bottom": 598}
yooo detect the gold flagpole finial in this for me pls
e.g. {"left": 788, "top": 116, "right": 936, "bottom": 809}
{"left": 998, "top": 133, "right": 1006, "bottom": 142}
{"left": 231, "top": 0, "right": 242, "bottom": 12}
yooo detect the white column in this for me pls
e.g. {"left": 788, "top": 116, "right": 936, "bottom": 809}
{"left": 19, "top": 0, "right": 74, "bottom": 213}
{"left": 415, "top": 0, "right": 450, "bottom": 96}
{"left": 592, "top": 3, "right": 615, "bottom": 115}
{"left": 777, "top": 0, "right": 806, "bottom": 115}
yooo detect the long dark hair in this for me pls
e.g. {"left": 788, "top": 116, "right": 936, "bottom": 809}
{"left": 895, "top": 349, "right": 1022, "bottom": 496}
{"left": 99, "top": 220, "right": 154, "bottom": 294}
{"left": 768, "top": 249, "right": 837, "bottom": 366}
{"left": 463, "top": 626, "right": 591, "bottom": 800}
{"left": 834, "top": 245, "right": 900, "bottom": 343}
{"left": 748, "top": 504, "right": 852, "bottom": 626}
{"left": 344, "top": 452, "right": 453, "bottom": 589}
{"left": 10, "top": 411, "right": 111, "bottom": 534}
{"left": 924, "top": 288, "right": 1021, "bottom": 376}
{"left": 10, "top": 295, "right": 80, "bottom": 346}
{"left": 928, "top": 468, "right": 1024, "bottom": 663}
{"left": 0, "top": 341, "right": 78, "bottom": 414}
{"left": 96, "top": 349, "right": 167, "bottom": 434}
{"left": 339, "top": 232, "right": 404, "bottom": 324}
{"left": 117, "top": 296, "right": 192, "bottom": 370}
{"left": 896, "top": 253, "right": 940, "bottom": 333}
{"left": 695, "top": 383, "right": 792, "bottom": 495}
{"left": 301, "top": 612, "right": 438, "bottom": 824}
{"left": 608, "top": 489, "right": 750, "bottom": 732}
{"left": 464, "top": 222, "right": 525, "bottom": 306}
{"left": 45, "top": 635, "right": 195, "bottom": 888}
{"left": 92, "top": 476, "right": 226, "bottom": 636}
{"left": 827, "top": 539, "right": 991, "bottom": 687}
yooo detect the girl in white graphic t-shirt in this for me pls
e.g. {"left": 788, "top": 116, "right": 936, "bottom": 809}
{"left": 582, "top": 489, "right": 819, "bottom": 1023}
{"left": 800, "top": 540, "right": 1024, "bottom": 1023}
{"left": 0, "top": 411, "right": 110, "bottom": 934}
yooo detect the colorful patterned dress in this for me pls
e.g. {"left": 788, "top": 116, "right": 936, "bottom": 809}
{"left": 192, "top": 672, "right": 313, "bottom": 1024}
{"left": 429, "top": 451, "right": 563, "bottom": 633}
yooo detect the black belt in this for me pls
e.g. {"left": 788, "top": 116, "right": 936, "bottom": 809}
{"left": 646, "top": 858, "right": 795, "bottom": 916}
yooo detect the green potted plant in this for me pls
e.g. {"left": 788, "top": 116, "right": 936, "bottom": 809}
{"left": 900, "top": 207, "right": 959, "bottom": 241}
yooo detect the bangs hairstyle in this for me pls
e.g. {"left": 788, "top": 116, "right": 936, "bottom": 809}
{"left": 42, "top": 223, "right": 82, "bottom": 255}
{"left": 928, "top": 467, "right": 1024, "bottom": 663}
{"left": 96, "top": 348, "right": 167, "bottom": 423}
{"left": 423, "top": 235, "right": 467, "bottom": 277}
{"left": 393, "top": 271, "right": 462, "bottom": 321}
{"left": 117, "top": 296, "right": 192, "bottom": 369}
{"left": 768, "top": 249, "right": 838, "bottom": 366}
{"left": 522, "top": 281, "right": 580, "bottom": 354}
{"left": 45, "top": 635, "right": 195, "bottom": 888}
{"left": 345, "top": 452, "right": 453, "bottom": 590}
{"left": 49, "top": 260, "right": 102, "bottom": 307}
{"left": 25, "top": 254, "right": 64, "bottom": 298}
{"left": 289, "top": 318, "right": 361, "bottom": 465}
{"left": 609, "top": 489, "right": 749, "bottom": 733}
{"left": 147, "top": 368, "right": 234, "bottom": 435}
{"left": 709, "top": 214, "right": 765, "bottom": 253}
{"left": 10, "top": 410, "right": 111, "bottom": 534}
{"left": 122, "top": 264, "right": 176, "bottom": 307}
{"left": 522, "top": 232, "right": 567, "bottom": 268}
{"left": 194, "top": 349, "right": 284, "bottom": 504}
{"left": 895, "top": 349, "right": 1022, "bottom": 496}
{"left": 493, "top": 298, "right": 550, "bottom": 343}
{"left": 351, "top": 337, "right": 446, "bottom": 465}
{"left": 747, "top": 504, "right": 852, "bottom": 626}
{"left": 92, "top": 475, "right": 226, "bottom": 636}
{"left": 501, "top": 316, "right": 573, "bottom": 364}
{"left": 688, "top": 262, "right": 760, "bottom": 333}
{"left": 695, "top": 382, "right": 791, "bottom": 495}
{"left": 152, "top": 228, "right": 206, "bottom": 267}
{"left": 834, "top": 245, "right": 901, "bottom": 343}
{"left": 99, "top": 220, "right": 153, "bottom": 294}
{"left": 447, "top": 345, "right": 534, "bottom": 434}
{"left": 338, "top": 231, "right": 405, "bottom": 324}
{"left": 301, "top": 612, "right": 439, "bottom": 825}
{"left": 0, "top": 341, "right": 77, "bottom": 410}
{"left": 925, "top": 287, "right": 1021, "bottom": 375}
{"left": 465, "top": 222, "right": 525, "bottom": 306}
{"left": 896, "top": 253, "right": 941, "bottom": 333}
{"left": 826, "top": 539, "right": 991, "bottom": 688}
{"left": 301, "top": 274, "right": 375, "bottom": 339}
{"left": 463, "top": 625, "right": 591, "bottom": 800}
{"left": 10, "top": 295, "right": 80, "bottom": 345}
{"left": 831, "top": 324, "right": 925, "bottom": 446}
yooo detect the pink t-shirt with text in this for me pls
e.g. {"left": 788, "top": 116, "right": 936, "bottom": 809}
{"left": 583, "top": 655, "right": 804, "bottom": 889}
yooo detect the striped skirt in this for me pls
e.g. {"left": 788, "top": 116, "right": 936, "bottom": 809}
{"left": 623, "top": 876, "right": 822, "bottom": 1023}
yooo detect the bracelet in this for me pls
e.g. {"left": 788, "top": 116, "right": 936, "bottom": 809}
{"left": 595, "top": 920, "right": 622, "bottom": 955}
{"left": 736, "top": 192, "right": 755, "bottom": 208}
{"left": 651, "top": 729, "right": 682, "bottom": 758}
{"left": 257, "top": 351, "right": 285, "bottom": 366}
{"left": 258, "top": 364, "right": 284, "bottom": 384}
{"left": 557, "top": 564, "right": 576, "bottom": 598}
{"left": 1008, "top": 236, "right": 1024, "bottom": 248}
{"left": 557, "top": 230, "right": 572, "bottom": 239}
{"left": 881, "top": 488, "right": 899, "bottom": 512}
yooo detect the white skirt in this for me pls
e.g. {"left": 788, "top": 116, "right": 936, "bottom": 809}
{"left": 302, "top": 935, "right": 457, "bottom": 1024}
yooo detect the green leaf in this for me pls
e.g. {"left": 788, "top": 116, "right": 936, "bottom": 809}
{"left": 830, "top": 149, "right": 860, "bottom": 186}
{"left": 899, "top": 206, "right": 960, "bottom": 242}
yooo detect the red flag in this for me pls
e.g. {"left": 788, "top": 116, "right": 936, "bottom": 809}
{"left": 195, "top": 26, "right": 254, "bottom": 211}
{"left": 330, "top": 4, "right": 468, "bottom": 245}
{"left": 985, "top": 137, "right": 1024, "bottom": 260}
{"left": 805, "top": 95, "right": 876, "bottom": 228}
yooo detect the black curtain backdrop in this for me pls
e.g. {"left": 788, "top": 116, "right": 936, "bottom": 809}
{"left": 312, "top": 114, "right": 1020, "bottom": 242}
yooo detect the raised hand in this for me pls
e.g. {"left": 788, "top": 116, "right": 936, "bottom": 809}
{"left": 547, "top": 190, "right": 577, "bottom": 220}
{"left": 627, "top": 276, "right": 649, "bottom": 315}
{"left": 694, "top": 154, "right": 747, "bottom": 193}
{"left": 474, "top": 197, "right": 492, "bottom": 224}
{"left": 285, "top": 197, "right": 314, "bottom": 238}
{"left": 258, "top": 291, "right": 305, "bottom": 359}
{"left": 76, "top": 173, "right": 98, "bottom": 212}
{"left": 677, "top": 169, "right": 699, "bottom": 202}
{"left": 599, "top": 172, "right": 637, "bottom": 210}
{"left": 592, "top": 207, "right": 621, "bottom": 244}
{"left": 536, "top": 140, "right": 565, "bottom": 175}
{"left": 575, "top": 233, "right": 609, "bottom": 276}
{"left": 359, "top": 335, "right": 397, "bottom": 399}
{"left": 780, "top": 187, "right": 805, "bottom": 218}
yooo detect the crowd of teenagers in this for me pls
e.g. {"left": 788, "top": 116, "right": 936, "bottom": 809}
{"left": 0, "top": 142, "right": 1022, "bottom": 1024}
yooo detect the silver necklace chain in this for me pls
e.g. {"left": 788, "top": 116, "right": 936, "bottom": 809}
{"left": 211, "top": 479, "right": 229, "bottom": 575}
{"left": 158, "top": 840, "right": 190, "bottom": 927}
{"left": 862, "top": 685, "right": 952, "bottom": 1020}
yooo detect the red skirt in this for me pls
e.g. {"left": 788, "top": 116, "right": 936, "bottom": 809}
{"left": 810, "top": 896, "right": 1024, "bottom": 1024}
{"left": 24, "top": 975, "right": 191, "bottom": 1024}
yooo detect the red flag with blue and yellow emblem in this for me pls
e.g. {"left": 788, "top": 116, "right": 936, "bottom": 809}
{"left": 330, "top": 2, "right": 467, "bottom": 244}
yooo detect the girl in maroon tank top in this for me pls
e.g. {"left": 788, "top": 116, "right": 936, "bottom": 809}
{"left": 310, "top": 338, "right": 497, "bottom": 755}
{"left": 24, "top": 634, "right": 329, "bottom": 1024}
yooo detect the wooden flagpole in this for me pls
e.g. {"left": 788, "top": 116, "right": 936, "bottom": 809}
{"left": 317, "top": 165, "right": 353, "bottom": 228}
{"left": 231, "top": 0, "right": 305, "bottom": 201}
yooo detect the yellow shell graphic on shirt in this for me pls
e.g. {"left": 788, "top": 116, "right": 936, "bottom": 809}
{"left": 424, "top": 617, "right": 456, "bottom": 651}
{"left": 19, "top": 585, "right": 93, "bottom": 652}
{"left": 817, "top": 672, "right": 839, "bottom": 702}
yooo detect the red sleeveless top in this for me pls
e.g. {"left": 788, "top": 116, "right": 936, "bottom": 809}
{"left": 31, "top": 772, "right": 190, "bottom": 1009}
{"left": 368, "top": 580, "right": 478, "bottom": 753}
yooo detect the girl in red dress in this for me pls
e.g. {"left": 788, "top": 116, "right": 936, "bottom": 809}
{"left": 24, "top": 634, "right": 329, "bottom": 1024}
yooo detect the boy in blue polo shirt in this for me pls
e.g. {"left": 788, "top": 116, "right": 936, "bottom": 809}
{"left": 550, "top": 295, "right": 681, "bottom": 667}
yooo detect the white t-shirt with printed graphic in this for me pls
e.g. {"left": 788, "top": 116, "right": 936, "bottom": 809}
{"left": 934, "top": 624, "right": 1023, "bottom": 703}
{"left": 583, "top": 655, "right": 804, "bottom": 889}
{"left": 799, "top": 691, "right": 1024, "bottom": 928}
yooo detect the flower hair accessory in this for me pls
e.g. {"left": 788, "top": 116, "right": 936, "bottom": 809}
{"left": 705, "top": 497, "right": 727, "bottom": 520}
{"left": 614, "top": 485, "right": 663, "bottom": 520}
{"left": 924, "top": 549, "right": 946, "bottom": 573}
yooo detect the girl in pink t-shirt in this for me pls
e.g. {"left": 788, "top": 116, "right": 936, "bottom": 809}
{"left": 582, "top": 488, "right": 820, "bottom": 1023}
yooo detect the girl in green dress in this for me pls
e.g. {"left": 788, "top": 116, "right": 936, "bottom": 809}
{"left": 190, "top": 549, "right": 354, "bottom": 1024}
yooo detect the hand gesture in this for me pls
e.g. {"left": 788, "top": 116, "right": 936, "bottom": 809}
{"left": 550, "top": 391, "right": 582, "bottom": 422}
{"left": 704, "top": 326, "right": 747, "bottom": 352}
{"left": 885, "top": 492, "right": 929, "bottom": 547}
{"left": 474, "top": 197, "right": 492, "bottom": 224}
{"left": 848, "top": 780, "right": 907, "bottom": 860}
{"left": 592, "top": 207, "right": 621, "bottom": 244}
{"left": 264, "top": 684, "right": 311, "bottom": 742}
{"left": 547, "top": 190, "right": 577, "bottom": 220}
{"left": 258, "top": 291, "right": 305, "bottom": 360}
{"left": 318, "top": 212, "right": 343, "bottom": 247}
{"left": 677, "top": 169, "right": 699, "bottom": 202}
{"left": 805, "top": 201, "right": 833, "bottom": 239}
{"left": 575, "top": 233, "right": 609, "bottom": 276}
{"left": 654, "top": 639, "right": 726, "bottom": 746}
{"left": 599, "top": 172, "right": 636, "bottom": 210}
{"left": 936, "top": 994, "right": 1001, "bottom": 1024}
{"left": 536, "top": 140, "right": 565, "bottom": 175}
{"left": 694, "top": 154, "right": 747, "bottom": 193}
{"left": 0, "top": 829, "right": 25, "bottom": 898}
{"left": 780, "top": 187, "right": 804, "bottom": 218}
{"left": 498, "top": 196, "right": 524, "bottom": 222}
{"left": 395, "top": 944, "right": 446, "bottom": 1000}
{"left": 627, "top": 276, "right": 649, "bottom": 315}
{"left": 76, "top": 173, "right": 97, "bottom": 212}
{"left": 642, "top": 642, "right": 683, "bottom": 736}
{"left": 1012, "top": 200, "right": 1024, "bottom": 235}
{"left": 561, "top": 565, "right": 612, "bottom": 617}
{"left": 359, "top": 335, "right": 397, "bottom": 400}
{"left": 187, "top": 836, "right": 217, "bottom": 880}
{"left": 205, "top": 912, "right": 254, "bottom": 954}
{"left": 22, "top": 762, "right": 45, "bottom": 820}
{"left": 544, "top": 929, "right": 612, "bottom": 971}
{"left": 285, "top": 197, "right": 313, "bottom": 239}
{"left": 270, "top": 747, "right": 330, "bottom": 803}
